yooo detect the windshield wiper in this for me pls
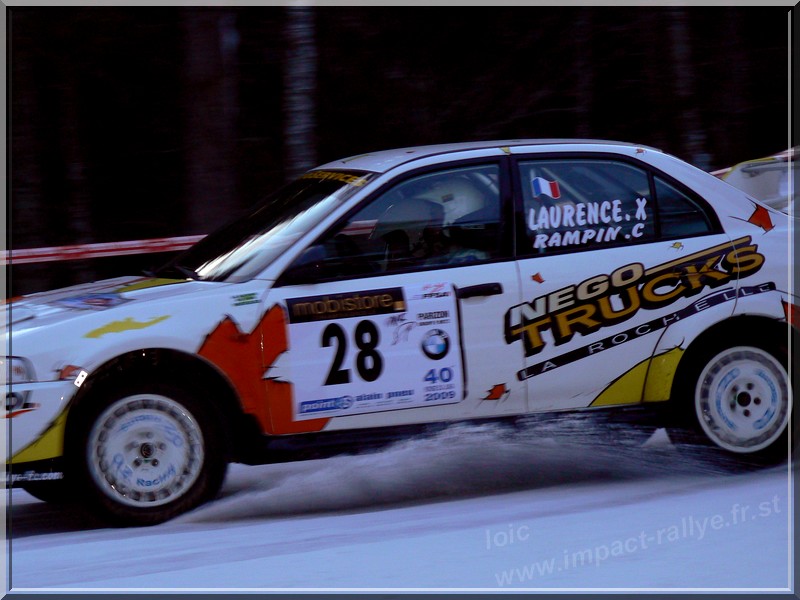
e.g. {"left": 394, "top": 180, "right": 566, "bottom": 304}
{"left": 174, "top": 265, "right": 200, "bottom": 280}
{"left": 146, "top": 264, "right": 200, "bottom": 280}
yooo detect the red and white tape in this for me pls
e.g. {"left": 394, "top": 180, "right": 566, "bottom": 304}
{"left": 1, "top": 235, "right": 206, "bottom": 266}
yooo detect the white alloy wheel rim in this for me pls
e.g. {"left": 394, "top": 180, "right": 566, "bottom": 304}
{"left": 695, "top": 346, "right": 790, "bottom": 453}
{"left": 87, "top": 394, "right": 205, "bottom": 508}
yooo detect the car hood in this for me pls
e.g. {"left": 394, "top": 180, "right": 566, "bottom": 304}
{"left": 5, "top": 276, "right": 214, "bottom": 333}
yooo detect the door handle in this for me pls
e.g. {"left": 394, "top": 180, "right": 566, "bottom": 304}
{"left": 456, "top": 282, "right": 503, "bottom": 299}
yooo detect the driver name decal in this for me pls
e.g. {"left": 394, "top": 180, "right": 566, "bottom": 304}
{"left": 527, "top": 196, "right": 651, "bottom": 249}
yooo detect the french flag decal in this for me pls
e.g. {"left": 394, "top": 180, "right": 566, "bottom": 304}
{"left": 531, "top": 177, "right": 561, "bottom": 199}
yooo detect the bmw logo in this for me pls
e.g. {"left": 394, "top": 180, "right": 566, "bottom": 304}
{"left": 422, "top": 329, "right": 450, "bottom": 360}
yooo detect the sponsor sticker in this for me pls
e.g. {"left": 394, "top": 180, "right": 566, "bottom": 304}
{"left": 286, "top": 283, "right": 463, "bottom": 420}
{"left": 516, "top": 282, "right": 776, "bottom": 380}
{"left": 51, "top": 293, "right": 131, "bottom": 310}
{"left": 287, "top": 288, "right": 405, "bottom": 324}
{"left": 505, "top": 236, "right": 765, "bottom": 358}
{"left": 300, "top": 170, "right": 370, "bottom": 187}
{"left": 232, "top": 292, "right": 259, "bottom": 306}
{"left": 7, "top": 471, "right": 64, "bottom": 483}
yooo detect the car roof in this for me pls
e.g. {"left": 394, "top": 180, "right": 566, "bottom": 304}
{"left": 316, "top": 139, "right": 654, "bottom": 174}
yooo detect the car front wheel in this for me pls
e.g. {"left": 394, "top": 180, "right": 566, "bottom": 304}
{"left": 76, "top": 382, "right": 227, "bottom": 526}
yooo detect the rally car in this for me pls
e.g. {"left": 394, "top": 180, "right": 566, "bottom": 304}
{"left": 4, "top": 140, "right": 796, "bottom": 525}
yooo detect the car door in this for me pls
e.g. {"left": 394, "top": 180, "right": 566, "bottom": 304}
{"left": 507, "top": 154, "right": 733, "bottom": 411}
{"left": 262, "top": 162, "right": 525, "bottom": 434}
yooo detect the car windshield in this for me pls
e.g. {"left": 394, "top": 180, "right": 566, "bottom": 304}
{"left": 156, "top": 170, "right": 375, "bottom": 282}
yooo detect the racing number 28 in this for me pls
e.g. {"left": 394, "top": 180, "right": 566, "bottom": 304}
{"left": 322, "top": 320, "right": 383, "bottom": 385}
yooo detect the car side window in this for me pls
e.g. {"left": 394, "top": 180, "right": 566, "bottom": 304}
{"left": 289, "top": 164, "right": 503, "bottom": 280}
{"left": 654, "top": 176, "right": 715, "bottom": 238}
{"left": 518, "top": 159, "right": 656, "bottom": 256}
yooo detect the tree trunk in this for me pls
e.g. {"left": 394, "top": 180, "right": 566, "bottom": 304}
{"left": 283, "top": 6, "right": 317, "bottom": 181}
{"left": 668, "top": 8, "right": 709, "bottom": 169}
{"left": 181, "top": 9, "right": 240, "bottom": 235}
{"left": 716, "top": 11, "right": 748, "bottom": 165}
{"left": 9, "top": 11, "right": 54, "bottom": 293}
{"left": 54, "top": 44, "right": 97, "bottom": 286}
{"left": 573, "top": 10, "right": 593, "bottom": 139}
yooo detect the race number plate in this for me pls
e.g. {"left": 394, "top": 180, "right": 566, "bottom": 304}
{"left": 285, "top": 283, "right": 464, "bottom": 420}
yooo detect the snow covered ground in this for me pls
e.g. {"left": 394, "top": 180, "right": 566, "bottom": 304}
{"left": 5, "top": 423, "right": 793, "bottom": 592}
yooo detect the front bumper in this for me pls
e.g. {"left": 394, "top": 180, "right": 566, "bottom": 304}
{"left": 6, "top": 379, "right": 74, "bottom": 462}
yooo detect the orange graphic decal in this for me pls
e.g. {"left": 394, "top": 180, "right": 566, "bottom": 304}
{"left": 2, "top": 407, "right": 39, "bottom": 419}
{"left": 198, "top": 306, "right": 329, "bottom": 435}
{"left": 531, "top": 273, "right": 544, "bottom": 284}
{"left": 483, "top": 384, "right": 509, "bottom": 401}
{"left": 746, "top": 205, "right": 774, "bottom": 232}
{"left": 783, "top": 300, "right": 799, "bottom": 330}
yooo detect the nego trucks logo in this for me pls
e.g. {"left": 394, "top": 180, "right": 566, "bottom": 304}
{"left": 505, "top": 236, "right": 765, "bottom": 358}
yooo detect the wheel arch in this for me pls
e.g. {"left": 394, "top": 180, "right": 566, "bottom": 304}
{"left": 669, "top": 314, "right": 793, "bottom": 403}
{"left": 660, "top": 313, "right": 795, "bottom": 461}
{"left": 65, "top": 348, "right": 261, "bottom": 466}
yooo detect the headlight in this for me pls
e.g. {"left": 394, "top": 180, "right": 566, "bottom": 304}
{"left": 2, "top": 357, "right": 36, "bottom": 413}
{"left": 1, "top": 356, "right": 35, "bottom": 385}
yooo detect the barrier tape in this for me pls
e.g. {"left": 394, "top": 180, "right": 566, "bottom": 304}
{"left": 1, "top": 235, "right": 205, "bottom": 266}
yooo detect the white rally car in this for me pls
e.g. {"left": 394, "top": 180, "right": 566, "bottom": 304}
{"left": 4, "top": 140, "right": 796, "bottom": 525}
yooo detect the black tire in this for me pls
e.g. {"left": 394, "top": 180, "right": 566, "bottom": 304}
{"left": 667, "top": 335, "right": 791, "bottom": 466}
{"left": 20, "top": 479, "right": 75, "bottom": 504}
{"left": 71, "top": 380, "right": 228, "bottom": 526}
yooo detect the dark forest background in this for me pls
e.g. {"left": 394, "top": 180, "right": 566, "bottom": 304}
{"left": 7, "top": 6, "right": 791, "bottom": 296}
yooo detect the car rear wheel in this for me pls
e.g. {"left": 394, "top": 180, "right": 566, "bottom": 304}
{"left": 670, "top": 341, "right": 791, "bottom": 465}
{"left": 76, "top": 382, "right": 227, "bottom": 526}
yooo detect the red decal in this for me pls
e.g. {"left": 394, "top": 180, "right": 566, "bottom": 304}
{"left": 483, "top": 384, "right": 509, "bottom": 401}
{"left": 783, "top": 300, "right": 800, "bottom": 330}
{"left": 2, "top": 407, "right": 38, "bottom": 419}
{"left": 747, "top": 205, "right": 774, "bottom": 232}
{"left": 198, "top": 306, "right": 329, "bottom": 435}
{"left": 531, "top": 273, "right": 544, "bottom": 284}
